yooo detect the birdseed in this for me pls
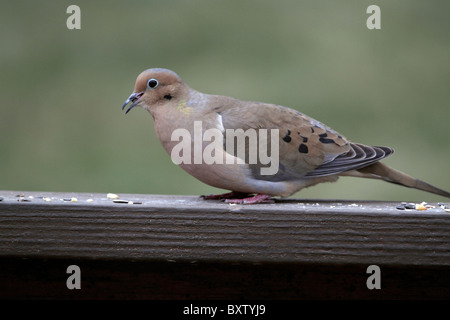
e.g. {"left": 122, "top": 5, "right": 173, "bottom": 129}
{"left": 113, "top": 199, "right": 129, "bottom": 203}
{"left": 113, "top": 199, "right": 142, "bottom": 204}
{"left": 415, "top": 204, "right": 427, "bottom": 210}
{"left": 404, "top": 203, "right": 416, "bottom": 209}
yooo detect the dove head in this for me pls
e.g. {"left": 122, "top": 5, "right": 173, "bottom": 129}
{"left": 122, "top": 68, "right": 188, "bottom": 114}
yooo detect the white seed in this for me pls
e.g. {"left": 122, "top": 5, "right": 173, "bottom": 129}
{"left": 107, "top": 193, "right": 119, "bottom": 199}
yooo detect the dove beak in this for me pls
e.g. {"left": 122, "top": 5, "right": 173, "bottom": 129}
{"left": 122, "top": 92, "right": 144, "bottom": 114}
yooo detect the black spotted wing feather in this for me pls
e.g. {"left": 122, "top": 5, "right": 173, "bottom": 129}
{"left": 212, "top": 96, "right": 393, "bottom": 180}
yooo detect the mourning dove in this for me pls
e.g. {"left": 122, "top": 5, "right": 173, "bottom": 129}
{"left": 122, "top": 68, "right": 450, "bottom": 204}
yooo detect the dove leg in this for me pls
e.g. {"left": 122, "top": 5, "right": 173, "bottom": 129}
{"left": 225, "top": 194, "right": 274, "bottom": 204}
{"left": 200, "top": 191, "right": 251, "bottom": 200}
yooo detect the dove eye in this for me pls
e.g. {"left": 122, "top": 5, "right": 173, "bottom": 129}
{"left": 147, "top": 78, "right": 159, "bottom": 89}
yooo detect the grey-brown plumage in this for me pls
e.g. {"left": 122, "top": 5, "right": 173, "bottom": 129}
{"left": 122, "top": 68, "right": 450, "bottom": 203}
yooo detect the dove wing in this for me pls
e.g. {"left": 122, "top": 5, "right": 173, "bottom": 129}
{"left": 211, "top": 96, "right": 393, "bottom": 180}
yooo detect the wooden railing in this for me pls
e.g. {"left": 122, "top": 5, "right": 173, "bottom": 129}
{"left": 1, "top": 190, "right": 449, "bottom": 299}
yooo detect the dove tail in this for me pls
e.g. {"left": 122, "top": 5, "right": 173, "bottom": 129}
{"left": 356, "top": 162, "right": 450, "bottom": 198}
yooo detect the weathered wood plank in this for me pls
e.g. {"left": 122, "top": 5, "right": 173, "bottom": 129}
{"left": 1, "top": 257, "right": 449, "bottom": 300}
{"left": 1, "top": 190, "right": 449, "bottom": 266}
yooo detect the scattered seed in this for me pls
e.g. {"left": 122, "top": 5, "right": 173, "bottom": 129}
{"left": 415, "top": 204, "right": 427, "bottom": 210}
{"left": 18, "top": 198, "right": 31, "bottom": 202}
{"left": 112, "top": 199, "right": 141, "bottom": 204}
{"left": 64, "top": 198, "right": 70, "bottom": 202}
{"left": 445, "top": 209, "right": 450, "bottom": 213}
{"left": 16, "top": 194, "right": 25, "bottom": 197}
{"left": 107, "top": 193, "right": 119, "bottom": 199}
{"left": 438, "top": 203, "right": 447, "bottom": 209}
{"left": 404, "top": 203, "right": 416, "bottom": 209}
{"left": 113, "top": 199, "right": 129, "bottom": 204}
{"left": 396, "top": 205, "right": 406, "bottom": 210}
{"left": 71, "top": 198, "right": 78, "bottom": 202}
{"left": 86, "top": 199, "right": 94, "bottom": 202}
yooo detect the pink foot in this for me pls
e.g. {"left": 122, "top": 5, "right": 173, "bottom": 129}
{"left": 200, "top": 191, "right": 250, "bottom": 200}
{"left": 225, "top": 194, "right": 274, "bottom": 204}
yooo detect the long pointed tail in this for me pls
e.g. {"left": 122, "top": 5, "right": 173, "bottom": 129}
{"left": 353, "top": 162, "right": 450, "bottom": 198}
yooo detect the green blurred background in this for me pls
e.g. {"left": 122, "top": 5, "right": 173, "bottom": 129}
{"left": 0, "top": 0, "right": 448, "bottom": 201}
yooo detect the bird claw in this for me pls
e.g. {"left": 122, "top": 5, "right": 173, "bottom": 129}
{"left": 225, "top": 194, "right": 275, "bottom": 204}
{"left": 201, "top": 192, "right": 274, "bottom": 204}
